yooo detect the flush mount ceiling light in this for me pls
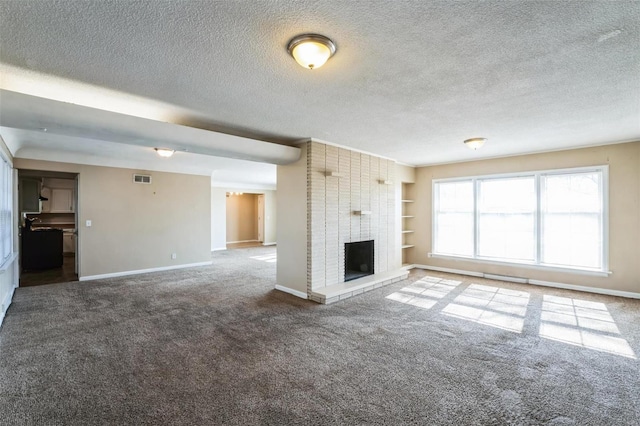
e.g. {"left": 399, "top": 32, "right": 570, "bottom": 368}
{"left": 287, "top": 34, "right": 336, "bottom": 70}
{"left": 154, "top": 148, "right": 175, "bottom": 158}
{"left": 464, "top": 138, "right": 487, "bottom": 150}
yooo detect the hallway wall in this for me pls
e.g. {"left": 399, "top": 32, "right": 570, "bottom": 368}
{"left": 226, "top": 193, "right": 258, "bottom": 243}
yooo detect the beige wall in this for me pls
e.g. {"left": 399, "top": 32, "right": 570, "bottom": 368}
{"left": 14, "top": 159, "right": 212, "bottom": 279}
{"left": 262, "top": 190, "right": 277, "bottom": 245}
{"left": 276, "top": 144, "right": 308, "bottom": 295}
{"left": 211, "top": 187, "right": 227, "bottom": 250}
{"left": 225, "top": 193, "right": 258, "bottom": 242}
{"left": 396, "top": 164, "right": 416, "bottom": 184}
{"left": 412, "top": 141, "right": 640, "bottom": 293}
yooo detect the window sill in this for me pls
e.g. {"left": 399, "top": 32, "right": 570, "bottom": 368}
{"left": 428, "top": 253, "right": 612, "bottom": 277}
{"left": 0, "top": 252, "right": 18, "bottom": 273}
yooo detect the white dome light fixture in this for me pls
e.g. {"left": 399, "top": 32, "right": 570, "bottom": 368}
{"left": 287, "top": 34, "right": 336, "bottom": 70}
{"left": 155, "top": 148, "right": 175, "bottom": 158}
{"left": 464, "top": 138, "right": 487, "bottom": 150}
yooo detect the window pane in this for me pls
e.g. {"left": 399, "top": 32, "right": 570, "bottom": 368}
{"left": 478, "top": 177, "right": 535, "bottom": 261}
{"left": 541, "top": 172, "right": 602, "bottom": 269}
{"left": 434, "top": 181, "right": 473, "bottom": 256}
{"left": 432, "top": 167, "right": 605, "bottom": 272}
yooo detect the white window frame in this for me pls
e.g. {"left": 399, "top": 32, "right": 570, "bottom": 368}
{"left": 0, "top": 149, "right": 14, "bottom": 270}
{"left": 431, "top": 165, "right": 610, "bottom": 276}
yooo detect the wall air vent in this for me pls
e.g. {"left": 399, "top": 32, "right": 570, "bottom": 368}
{"left": 133, "top": 174, "right": 152, "bottom": 184}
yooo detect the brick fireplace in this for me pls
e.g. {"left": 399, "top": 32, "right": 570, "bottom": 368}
{"left": 275, "top": 141, "right": 408, "bottom": 304}
{"left": 306, "top": 142, "right": 406, "bottom": 303}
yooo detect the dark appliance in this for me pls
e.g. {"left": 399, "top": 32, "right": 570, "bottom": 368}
{"left": 21, "top": 228, "right": 63, "bottom": 270}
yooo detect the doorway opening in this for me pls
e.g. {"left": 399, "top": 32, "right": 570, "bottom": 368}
{"left": 225, "top": 192, "right": 265, "bottom": 249}
{"left": 18, "top": 169, "right": 79, "bottom": 287}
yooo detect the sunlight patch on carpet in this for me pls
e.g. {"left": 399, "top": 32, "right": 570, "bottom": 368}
{"left": 386, "top": 276, "right": 461, "bottom": 310}
{"left": 250, "top": 254, "right": 277, "bottom": 263}
{"left": 539, "top": 295, "right": 636, "bottom": 359}
{"left": 442, "top": 284, "right": 530, "bottom": 333}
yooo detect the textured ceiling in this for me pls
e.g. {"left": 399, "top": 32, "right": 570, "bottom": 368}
{"left": 0, "top": 0, "right": 639, "bottom": 166}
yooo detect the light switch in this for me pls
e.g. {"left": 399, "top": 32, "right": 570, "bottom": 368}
{"left": 86, "top": 220, "right": 92, "bottom": 227}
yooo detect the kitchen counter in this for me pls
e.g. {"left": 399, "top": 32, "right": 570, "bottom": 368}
{"left": 25, "top": 212, "right": 76, "bottom": 230}
{"left": 31, "top": 224, "right": 75, "bottom": 230}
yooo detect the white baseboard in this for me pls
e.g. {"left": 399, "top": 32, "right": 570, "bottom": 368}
{"left": 484, "top": 273, "right": 528, "bottom": 284}
{"left": 211, "top": 247, "right": 227, "bottom": 252}
{"left": 413, "top": 264, "right": 483, "bottom": 278}
{"left": 0, "top": 285, "right": 16, "bottom": 329}
{"left": 275, "top": 284, "right": 308, "bottom": 299}
{"left": 79, "top": 261, "right": 213, "bottom": 282}
{"left": 413, "top": 264, "right": 640, "bottom": 299}
{"left": 528, "top": 279, "right": 640, "bottom": 299}
{"left": 262, "top": 242, "right": 276, "bottom": 246}
{"left": 226, "top": 240, "right": 260, "bottom": 244}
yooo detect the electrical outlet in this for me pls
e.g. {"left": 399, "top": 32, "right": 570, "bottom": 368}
{"left": 171, "top": 253, "right": 177, "bottom": 259}
{"left": 85, "top": 220, "right": 92, "bottom": 227}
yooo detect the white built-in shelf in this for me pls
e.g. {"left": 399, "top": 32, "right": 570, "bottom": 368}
{"left": 402, "top": 183, "right": 415, "bottom": 264}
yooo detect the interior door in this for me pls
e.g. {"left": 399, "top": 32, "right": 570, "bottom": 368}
{"left": 257, "top": 194, "right": 264, "bottom": 243}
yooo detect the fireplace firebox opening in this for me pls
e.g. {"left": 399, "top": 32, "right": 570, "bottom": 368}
{"left": 345, "top": 240, "right": 374, "bottom": 282}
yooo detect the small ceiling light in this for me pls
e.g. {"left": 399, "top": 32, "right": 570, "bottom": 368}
{"left": 464, "top": 138, "right": 487, "bottom": 150}
{"left": 155, "top": 148, "right": 175, "bottom": 158}
{"left": 287, "top": 34, "right": 336, "bottom": 70}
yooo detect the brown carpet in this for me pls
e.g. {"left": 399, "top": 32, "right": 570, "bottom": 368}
{"left": 1, "top": 246, "right": 638, "bottom": 425}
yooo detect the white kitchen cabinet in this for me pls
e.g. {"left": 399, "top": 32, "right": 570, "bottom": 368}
{"left": 63, "top": 233, "right": 75, "bottom": 253}
{"left": 50, "top": 188, "right": 74, "bottom": 213}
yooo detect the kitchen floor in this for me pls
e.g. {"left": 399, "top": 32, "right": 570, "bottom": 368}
{"left": 20, "top": 254, "right": 78, "bottom": 287}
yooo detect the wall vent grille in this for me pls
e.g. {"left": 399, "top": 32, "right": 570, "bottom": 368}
{"left": 133, "top": 174, "right": 152, "bottom": 184}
